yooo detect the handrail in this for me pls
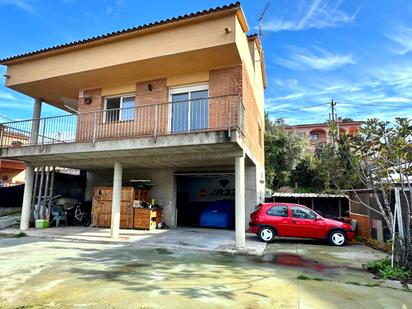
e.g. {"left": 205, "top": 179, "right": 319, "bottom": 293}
{"left": 0, "top": 94, "right": 242, "bottom": 125}
{"left": 0, "top": 94, "right": 244, "bottom": 149}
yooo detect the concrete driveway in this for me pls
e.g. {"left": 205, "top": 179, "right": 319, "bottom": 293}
{"left": 1, "top": 226, "right": 266, "bottom": 255}
{"left": 0, "top": 234, "right": 410, "bottom": 309}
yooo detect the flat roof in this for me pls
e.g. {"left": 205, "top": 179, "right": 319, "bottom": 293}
{"left": 272, "top": 192, "right": 345, "bottom": 198}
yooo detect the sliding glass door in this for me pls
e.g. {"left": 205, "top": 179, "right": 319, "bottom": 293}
{"left": 170, "top": 85, "right": 208, "bottom": 133}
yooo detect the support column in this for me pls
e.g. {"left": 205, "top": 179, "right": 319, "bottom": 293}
{"left": 110, "top": 161, "right": 123, "bottom": 238}
{"left": 30, "top": 98, "right": 42, "bottom": 145}
{"left": 235, "top": 155, "right": 245, "bottom": 249}
{"left": 20, "top": 166, "right": 34, "bottom": 231}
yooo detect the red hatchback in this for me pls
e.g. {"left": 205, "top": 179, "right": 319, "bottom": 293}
{"left": 249, "top": 203, "right": 355, "bottom": 246}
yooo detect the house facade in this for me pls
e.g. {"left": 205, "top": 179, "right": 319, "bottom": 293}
{"left": 0, "top": 3, "right": 266, "bottom": 248}
{"left": 286, "top": 120, "right": 362, "bottom": 149}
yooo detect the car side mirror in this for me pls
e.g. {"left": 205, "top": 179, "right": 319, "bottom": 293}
{"left": 315, "top": 215, "right": 322, "bottom": 221}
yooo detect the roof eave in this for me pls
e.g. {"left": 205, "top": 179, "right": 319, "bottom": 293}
{"left": 0, "top": 2, "right": 242, "bottom": 66}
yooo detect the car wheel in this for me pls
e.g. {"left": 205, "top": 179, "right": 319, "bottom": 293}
{"left": 259, "top": 227, "right": 276, "bottom": 242}
{"left": 329, "top": 230, "right": 347, "bottom": 246}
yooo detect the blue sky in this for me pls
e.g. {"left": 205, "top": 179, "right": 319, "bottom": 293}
{"left": 0, "top": 0, "right": 412, "bottom": 124}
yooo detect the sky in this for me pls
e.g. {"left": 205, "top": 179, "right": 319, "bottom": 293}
{"left": 0, "top": 0, "right": 412, "bottom": 124}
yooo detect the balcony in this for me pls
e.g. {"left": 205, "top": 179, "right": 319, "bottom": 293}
{"left": 0, "top": 95, "right": 244, "bottom": 150}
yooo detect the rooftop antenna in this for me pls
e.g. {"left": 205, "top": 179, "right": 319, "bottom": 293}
{"left": 258, "top": 2, "right": 270, "bottom": 40}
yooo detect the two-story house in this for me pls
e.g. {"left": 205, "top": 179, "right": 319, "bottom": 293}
{"left": 0, "top": 2, "right": 266, "bottom": 248}
{"left": 286, "top": 120, "right": 362, "bottom": 150}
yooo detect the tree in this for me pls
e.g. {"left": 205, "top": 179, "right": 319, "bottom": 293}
{"left": 340, "top": 118, "right": 412, "bottom": 267}
{"left": 264, "top": 114, "right": 304, "bottom": 189}
{"left": 292, "top": 152, "right": 323, "bottom": 191}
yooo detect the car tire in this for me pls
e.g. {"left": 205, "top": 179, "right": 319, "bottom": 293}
{"left": 258, "top": 227, "right": 276, "bottom": 243}
{"left": 329, "top": 230, "right": 347, "bottom": 246}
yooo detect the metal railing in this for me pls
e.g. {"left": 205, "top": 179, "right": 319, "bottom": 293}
{"left": 0, "top": 94, "right": 244, "bottom": 149}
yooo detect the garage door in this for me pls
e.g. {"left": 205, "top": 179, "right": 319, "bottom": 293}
{"left": 176, "top": 172, "right": 235, "bottom": 229}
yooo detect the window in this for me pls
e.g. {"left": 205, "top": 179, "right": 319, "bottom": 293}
{"left": 310, "top": 133, "right": 319, "bottom": 141}
{"left": 291, "top": 206, "right": 316, "bottom": 220}
{"left": 267, "top": 205, "right": 289, "bottom": 217}
{"left": 169, "top": 84, "right": 208, "bottom": 133}
{"left": 104, "top": 95, "right": 135, "bottom": 122}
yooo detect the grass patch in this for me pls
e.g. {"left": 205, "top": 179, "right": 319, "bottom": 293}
{"left": 365, "top": 258, "right": 412, "bottom": 282}
{"left": 297, "top": 273, "right": 411, "bottom": 292}
{"left": 358, "top": 238, "right": 391, "bottom": 253}
{"left": 14, "top": 232, "right": 27, "bottom": 238}
{"left": 297, "top": 274, "right": 325, "bottom": 281}
{"left": 344, "top": 281, "right": 381, "bottom": 287}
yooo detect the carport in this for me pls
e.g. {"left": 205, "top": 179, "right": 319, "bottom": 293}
{"left": 271, "top": 192, "right": 349, "bottom": 218}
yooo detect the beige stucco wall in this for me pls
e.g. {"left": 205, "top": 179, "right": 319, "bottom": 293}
{"left": 5, "top": 14, "right": 237, "bottom": 87}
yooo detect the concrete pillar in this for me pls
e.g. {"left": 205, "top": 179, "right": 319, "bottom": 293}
{"left": 30, "top": 98, "right": 42, "bottom": 145}
{"left": 20, "top": 166, "right": 34, "bottom": 231}
{"left": 110, "top": 161, "right": 122, "bottom": 238}
{"left": 235, "top": 155, "right": 245, "bottom": 249}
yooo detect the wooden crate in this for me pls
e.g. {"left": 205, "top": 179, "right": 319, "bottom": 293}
{"left": 349, "top": 213, "right": 371, "bottom": 239}
{"left": 92, "top": 186, "right": 135, "bottom": 229}
{"left": 134, "top": 208, "right": 161, "bottom": 230}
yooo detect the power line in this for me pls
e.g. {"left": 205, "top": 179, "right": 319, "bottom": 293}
{"left": 338, "top": 102, "right": 412, "bottom": 108}
{"left": 0, "top": 114, "right": 13, "bottom": 122}
{"left": 268, "top": 102, "right": 329, "bottom": 113}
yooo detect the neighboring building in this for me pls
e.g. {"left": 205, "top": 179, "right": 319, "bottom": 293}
{"left": 287, "top": 120, "right": 362, "bottom": 148}
{"left": 0, "top": 3, "right": 266, "bottom": 248}
{"left": 0, "top": 125, "right": 26, "bottom": 186}
{"left": 0, "top": 159, "right": 25, "bottom": 186}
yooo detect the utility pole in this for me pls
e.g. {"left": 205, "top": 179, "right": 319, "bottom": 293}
{"left": 329, "top": 100, "right": 338, "bottom": 143}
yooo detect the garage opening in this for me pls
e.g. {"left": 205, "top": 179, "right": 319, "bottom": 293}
{"left": 176, "top": 172, "right": 235, "bottom": 229}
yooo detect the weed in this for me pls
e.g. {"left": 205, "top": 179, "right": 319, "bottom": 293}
{"left": 354, "top": 235, "right": 363, "bottom": 242}
{"left": 297, "top": 274, "right": 324, "bottom": 281}
{"left": 365, "top": 258, "right": 412, "bottom": 281}
{"left": 14, "top": 232, "right": 27, "bottom": 238}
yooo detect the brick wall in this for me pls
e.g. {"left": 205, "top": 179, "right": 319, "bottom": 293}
{"left": 209, "top": 66, "right": 242, "bottom": 130}
{"left": 242, "top": 62, "right": 264, "bottom": 165}
{"left": 74, "top": 67, "right": 263, "bottom": 166}
{"left": 135, "top": 79, "right": 168, "bottom": 134}
{"left": 76, "top": 88, "right": 102, "bottom": 141}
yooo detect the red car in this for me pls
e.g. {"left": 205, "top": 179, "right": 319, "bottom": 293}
{"left": 249, "top": 203, "right": 355, "bottom": 246}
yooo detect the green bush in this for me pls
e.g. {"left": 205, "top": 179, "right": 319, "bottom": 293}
{"left": 365, "top": 258, "right": 411, "bottom": 280}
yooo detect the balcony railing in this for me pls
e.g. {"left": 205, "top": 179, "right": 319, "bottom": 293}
{"left": 0, "top": 94, "right": 244, "bottom": 149}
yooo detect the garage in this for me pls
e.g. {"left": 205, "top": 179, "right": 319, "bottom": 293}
{"left": 176, "top": 172, "right": 235, "bottom": 229}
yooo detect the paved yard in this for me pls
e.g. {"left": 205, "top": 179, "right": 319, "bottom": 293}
{"left": 0, "top": 227, "right": 266, "bottom": 256}
{"left": 0, "top": 234, "right": 410, "bottom": 309}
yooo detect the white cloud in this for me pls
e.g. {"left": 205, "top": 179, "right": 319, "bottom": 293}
{"left": 267, "top": 92, "right": 306, "bottom": 102}
{"left": 385, "top": 24, "right": 412, "bottom": 55}
{"left": 274, "top": 46, "right": 355, "bottom": 71}
{"left": 0, "top": 91, "right": 17, "bottom": 101}
{"left": 381, "top": 97, "right": 411, "bottom": 103}
{"left": 265, "top": 62, "right": 412, "bottom": 124}
{"left": 0, "top": 0, "right": 37, "bottom": 16}
{"left": 261, "top": 0, "right": 360, "bottom": 32}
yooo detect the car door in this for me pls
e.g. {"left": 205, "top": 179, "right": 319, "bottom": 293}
{"left": 290, "top": 206, "right": 325, "bottom": 238}
{"left": 265, "top": 205, "right": 293, "bottom": 237}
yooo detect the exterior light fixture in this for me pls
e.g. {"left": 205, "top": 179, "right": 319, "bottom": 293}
{"left": 84, "top": 96, "right": 92, "bottom": 105}
{"left": 148, "top": 83, "right": 153, "bottom": 91}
